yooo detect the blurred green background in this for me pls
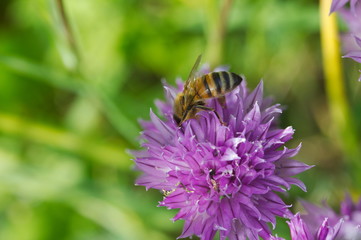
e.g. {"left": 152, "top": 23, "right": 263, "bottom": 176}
{"left": 0, "top": 0, "right": 360, "bottom": 239}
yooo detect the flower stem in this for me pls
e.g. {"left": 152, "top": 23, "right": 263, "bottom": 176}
{"left": 320, "top": 0, "right": 361, "bottom": 185}
{"left": 51, "top": 0, "right": 81, "bottom": 72}
{"left": 206, "top": 0, "right": 233, "bottom": 68}
{"left": 56, "top": 0, "right": 80, "bottom": 61}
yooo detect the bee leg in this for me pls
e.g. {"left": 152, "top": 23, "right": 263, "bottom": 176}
{"left": 217, "top": 96, "right": 227, "bottom": 108}
{"left": 195, "top": 105, "right": 226, "bottom": 126}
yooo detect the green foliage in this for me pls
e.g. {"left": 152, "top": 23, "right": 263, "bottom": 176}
{"left": 0, "top": 0, "right": 360, "bottom": 239}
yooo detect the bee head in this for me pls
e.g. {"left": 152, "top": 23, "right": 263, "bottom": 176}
{"left": 173, "top": 93, "right": 185, "bottom": 124}
{"left": 173, "top": 114, "right": 181, "bottom": 125}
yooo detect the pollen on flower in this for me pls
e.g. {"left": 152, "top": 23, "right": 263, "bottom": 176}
{"left": 131, "top": 69, "right": 312, "bottom": 240}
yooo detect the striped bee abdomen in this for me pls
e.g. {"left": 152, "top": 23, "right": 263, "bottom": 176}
{"left": 199, "top": 71, "right": 243, "bottom": 98}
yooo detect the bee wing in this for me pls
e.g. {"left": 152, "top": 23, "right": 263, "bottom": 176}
{"left": 184, "top": 54, "right": 202, "bottom": 91}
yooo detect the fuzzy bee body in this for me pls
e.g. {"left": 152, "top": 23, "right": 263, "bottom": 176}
{"left": 190, "top": 71, "right": 243, "bottom": 100}
{"left": 173, "top": 56, "right": 243, "bottom": 126}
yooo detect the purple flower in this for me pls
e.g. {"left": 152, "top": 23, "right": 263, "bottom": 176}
{"left": 287, "top": 213, "right": 313, "bottom": 240}
{"left": 131, "top": 70, "right": 312, "bottom": 240}
{"left": 339, "top": 3, "right": 361, "bottom": 81}
{"left": 288, "top": 195, "right": 361, "bottom": 239}
{"left": 330, "top": 0, "right": 360, "bottom": 14}
{"left": 288, "top": 212, "right": 343, "bottom": 240}
{"left": 339, "top": 3, "right": 361, "bottom": 39}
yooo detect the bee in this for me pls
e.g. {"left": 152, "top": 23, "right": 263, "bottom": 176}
{"left": 173, "top": 55, "right": 243, "bottom": 126}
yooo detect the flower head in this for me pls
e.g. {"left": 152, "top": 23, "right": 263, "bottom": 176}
{"left": 131, "top": 69, "right": 312, "bottom": 239}
{"left": 288, "top": 195, "right": 361, "bottom": 240}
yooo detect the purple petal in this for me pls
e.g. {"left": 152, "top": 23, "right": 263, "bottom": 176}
{"left": 283, "top": 177, "right": 307, "bottom": 191}
{"left": 287, "top": 213, "right": 312, "bottom": 240}
{"left": 245, "top": 81, "right": 264, "bottom": 112}
{"left": 136, "top": 174, "right": 169, "bottom": 190}
{"left": 341, "top": 193, "right": 354, "bottom": 216}
{"left": 355, "top": 35, "right": 361, "bottom": 48}
{"left": 155, "top": 99, "right": 172, "bottom": 117}
{"left": 220, "top": 148, "right": 240, "bottom": 161}
{"left": 330, "top": 0, "right": 350, "bottom": 14}
{"left": 317, "top": 218, "right": 330, "bottom": 240}
{"left": 343, "top": 50, "right": 361, "bottom": 62}
{"left": 243, "top": 102, "right": 261, "bottom": 131}
{"left": 162, "top": 84, "right": 178, "bottom": 103}
{"left": 316, "top": 217, "right": 343, "bottom": 240}
{"left": 332, "top": 218, "right": 344, "bottom": 239}
{"left": 276, "top": 158, "right": 313, "bottom": 177}
{"left": 350, "top": 0, "right": 360, "bottom": 15}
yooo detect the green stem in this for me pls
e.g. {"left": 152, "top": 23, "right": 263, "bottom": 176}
{"left": 206, "top": 0, "right": 233, "bottom": 67}
{"left": 320, "top": 0, "right": 361, "bottom": 185}
{"left": 0, "top": 113, "right": 130, "bottom": 169}
{"left": 55, "top": 0, "right": 81, "bottom": 66}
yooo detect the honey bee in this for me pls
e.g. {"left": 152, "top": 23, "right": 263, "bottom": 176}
{"left": 173, "top": 55, "right": 243, "bottom": 125}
